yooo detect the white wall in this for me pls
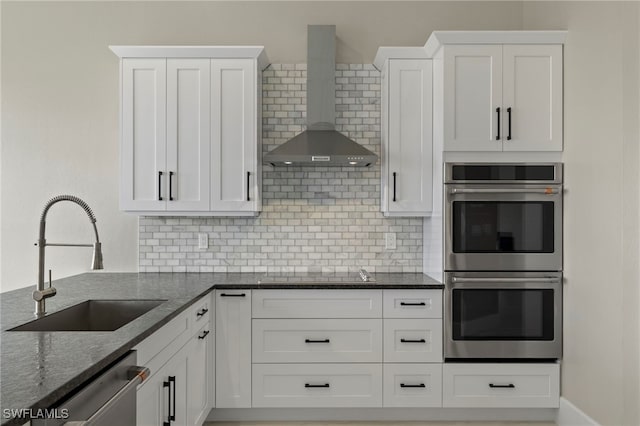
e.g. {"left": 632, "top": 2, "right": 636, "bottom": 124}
{"left": 0, "top": 1, "right": 522, "bottom": 291}
{"left": 523, "top": 2, "right": 640, "bottom": 425}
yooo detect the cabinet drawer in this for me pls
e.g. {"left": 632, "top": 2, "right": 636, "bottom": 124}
{"left": 252, "top": 363, "right": 382, "bottom": 407}
{"left": 383, "top": 364, "right": 442, "bottom": 407}
{"left": 384, "top": 319, "right": 442, "bottom": 363}
{"left": 383, "top": 290, "right": 442, "bottom": 318}
{"left": 443, "top": 363, "right": 560, "bottom": 408}
{"left": 190, "top": 294, "right": 211, "bottom": 329}
{"left": 252, "top": 290, "right": 382, "bottom": 318}
{"left": 252, "top": 319, "right": 382, "bottom": 363}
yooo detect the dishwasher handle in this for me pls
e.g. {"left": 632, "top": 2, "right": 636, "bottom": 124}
{"left": 64, "top": 366, "right": 150, "bottom": 426}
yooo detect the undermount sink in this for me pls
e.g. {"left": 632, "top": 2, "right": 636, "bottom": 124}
{"left": 9, "top": 299, "right": 166, "bottom": 332}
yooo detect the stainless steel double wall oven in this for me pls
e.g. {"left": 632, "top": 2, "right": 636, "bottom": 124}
{"left": 443, "top": 163, "right": 563, "bottom": 360}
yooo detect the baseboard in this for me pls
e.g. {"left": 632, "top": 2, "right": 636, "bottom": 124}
{"left": 557, "top": 397, "right": 600, "bottom": 426}
{"left": 207, "top": 407, "right": 557, "bottom": 423}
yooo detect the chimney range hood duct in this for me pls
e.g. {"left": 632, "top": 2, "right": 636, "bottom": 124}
{"left": 263, "top": 25, "right": 378, "bottom": 167}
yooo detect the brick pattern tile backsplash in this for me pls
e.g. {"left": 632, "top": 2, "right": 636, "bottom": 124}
{"left": 138, "top": 64, "right": 423, "bottom": 273}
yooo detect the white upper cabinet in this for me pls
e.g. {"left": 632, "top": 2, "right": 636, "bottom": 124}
{"left": 121, "top": 58, "right": 167, "bottom": 211}
{"left": 426, "top": 31, "right": 566, "bottom": 152}
{"left": 376, "top": 50, "right": 434, "bottom": 217}
{"left": 442, "top": 45, "right": 503, "bottom": 151}
{"left": 111, "top": 46, "right": 267, "bottom": 216}
{"left": 502, "top": 45, "right": 563, "bottom": 151}
{"left": 211, "top": 59, "right": 259, "bottom": 212}
{"left": 166, "top": 59, "right": 211, "bottom": 211}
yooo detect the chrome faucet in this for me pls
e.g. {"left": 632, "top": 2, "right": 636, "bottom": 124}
{"left": 34, "top": 195, "right": 103, "bottom": 317}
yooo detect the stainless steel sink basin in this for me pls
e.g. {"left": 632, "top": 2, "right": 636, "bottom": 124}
{"left": 8, "top": 299, "right": 166, "bottom": 332}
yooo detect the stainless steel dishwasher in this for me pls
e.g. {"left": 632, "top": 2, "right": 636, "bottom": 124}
{"left": 34, "top": 351, "right": 149, "bottom": 426}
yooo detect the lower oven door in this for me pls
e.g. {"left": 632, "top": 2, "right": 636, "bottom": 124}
{"left": 444, "top": 272, "right": 562, "bottom": 360}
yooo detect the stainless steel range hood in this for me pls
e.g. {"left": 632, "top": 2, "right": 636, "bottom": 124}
{"left": 263, "top": 25, "right": 378, "bottom": 167}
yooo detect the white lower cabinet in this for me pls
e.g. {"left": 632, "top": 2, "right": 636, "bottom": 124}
{"left": 216, "top": 290, "right": 252, "bottom": 408}
{"left": 442, "top": 363, "right": 560, "bottom": 408}
{"left": 383, "top": 318, "right": 443, "bottom": 363}
{"left": 383, "top": 363, "right": 442, "bottom": 407}
{"left": 252, "top": 318, "right": 383, "bottom": 363}
{"left": 252, "top": 364, "right": 383, "bottom": 408}
{"left": 137, "top": 339, "right": 188, "bottom": 426}
{"left": 186, "top": 322, "right": 214, "bottom": 426}
{"left": 136, "top": 293, "right": 214, "bottom": 426}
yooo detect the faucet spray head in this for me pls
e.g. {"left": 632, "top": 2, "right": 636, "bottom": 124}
{"left": 91, "top": 242, "right": 104, "bottom": 270}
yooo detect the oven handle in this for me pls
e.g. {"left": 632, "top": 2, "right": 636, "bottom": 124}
{"left": 451, "top": 277, "right": 561, "bottom": 284}
{"left": 449, "top": 188, "right": 559, "bottom": 195}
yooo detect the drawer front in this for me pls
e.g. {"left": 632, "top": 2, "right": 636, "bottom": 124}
{"left": 443, "top": 363, "right": 560, "bottom": 408}
{"left": 252, "top": 290, "right": 382, "bottom": 318}
{"left": 252, "top": 363, "right": 382, "bottom": 407}
{"left": 191, "top": 293, "right": 212, "bottom": 329}
{"left": 252, "top": 319, "right": 382, "bottom": 363}
{"left": 383, "top": 290, "right": 442, "bottom": 318}
{"left": 383, "top": 319, "right": 443, "bottom": 363}
{"left": 383, "top": 364, "right": 442, "bottom": 407}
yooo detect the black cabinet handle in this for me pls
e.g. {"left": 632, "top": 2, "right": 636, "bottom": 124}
{"left": 196, "top": 308, "right": 209, "bottom": 317}
{"left": 158, "top": 171, "right": 164, "bottom": 201}
{"left": 400, "top": 302, "right": 426, "bottom": 306}
{"left": 400, "top": 383, "right": 426, "bottom": 388}
{"left": 169, "top": 376, "right": 176, "bottom": 421}
{"left": 507, "top": 107, "right": 512, "bottom": 140}
{"left": 489, "top": 383, "right": 515, "bottom": 389}
{"left": 246, "top": 171, "right": 251, "bottom": 201}
{"left": 220, "top": 293, "right": 246, "bottom": 297}
{"left": 400, "top": 338, "right": 426, "bottom": 343}
{"left": 163, "top": 380, "right": 171, "bottom": 426}
{"left": 305, "top": 383, "right": 330, "bottom": 388}
{"left": 496, "top": 107, "right": 501, "bottom": 140}
{"left": 392, "top": 172, "right": 397, "bottom": 202}
{"left": 305, "top": 338, "right": 330, "bottom": 343}
{"left": 168, "top": 171, "right": 174, "bottom": 201}
{"left": 198, "top": 330, "right": 210, "bottom": 340}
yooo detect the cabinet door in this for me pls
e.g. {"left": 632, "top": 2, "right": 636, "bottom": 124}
{"left": 166, "top": 59, "right": 211, "bottom": 211}
{"left": 186, "top": 323, "right": 213, "bottom": 426}
{"left": 121, "top": 58, "right": 167, "bottom": 211}
{"left": 443, "top": 45, "right": 503, "bottom": 151}
{"left": 211, "top": 59, "right": 257, "bottom": 212}
{"left": 136, "top": 368, "right": 166, "bottom": 426}
{"left": 502, "top": 45, "right": 563, "bottom": 152}
{"left": 215, "top": 290, "right": 252, "bottom": 407}
{"left": 137, "top": 352, "right": 187, "bottom": 426}
{"left": 385, "top": 59, "right": 433, "bottom": 215}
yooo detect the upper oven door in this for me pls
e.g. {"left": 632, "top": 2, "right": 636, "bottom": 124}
{"left": 445, "top": 184, "right": 562, "bottom": 271}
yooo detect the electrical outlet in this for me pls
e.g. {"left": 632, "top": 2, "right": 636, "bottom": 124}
{"left": 385, "top": 232, "right": 396, "bottom": 250}
{"left": 198, "top": 233, "right": 208, "bottom": 250}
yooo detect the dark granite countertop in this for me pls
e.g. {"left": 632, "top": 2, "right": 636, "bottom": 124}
{"left": 0, "top": 272, "right": 442, "bottom": 425}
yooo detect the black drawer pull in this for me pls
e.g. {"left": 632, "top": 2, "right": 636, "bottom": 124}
{"left": 220, "top": 293, "right": 246, "bottom": 297}
{"left": 305, "top": 383, "right": 330, "bottom": 388}
{"left": 496, "top": 107, "right": 501, "bottom": 140}
{"left": 168, "top": 376, "right": 176, "bottom": 421}
{"left": 392, "top": 172, "right": 397, "bottom": 202}
{"left": 198, "top": 330, "right": 210, "bottom": 340}
{"left": 400, "top": 302, "right": 426, "bottom": 306}
{"left": 400, "top": 338, "right": 426, "bottom": 343}
{"left": 305, "top": 339, "right": 330, "bottom": 344}
{"left": 158, "top": 171, "right": 164, "bottom": 201}
{"left": 169, "top": 171, "right": 174, "bottom": 201}
{"left": 196, "top": 308, "right": 209, "bottom": 317}
{"left": 400, "top": 383, "right": 426, "bottom": 388}
{"left": 507, "top": 107, "right": 512, "bottom": 140}
{"left": 489, "top": 383, "right": 515, "bottom": 389}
